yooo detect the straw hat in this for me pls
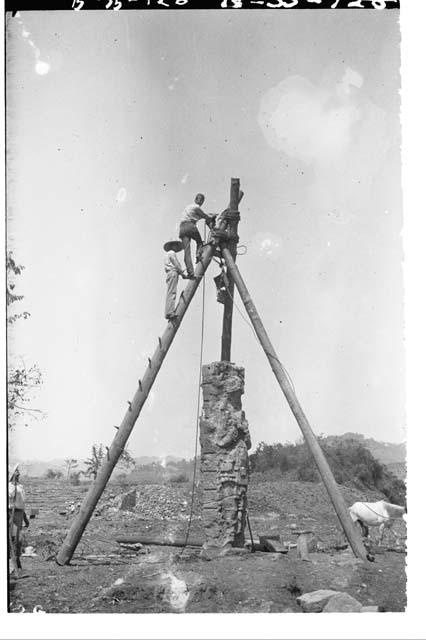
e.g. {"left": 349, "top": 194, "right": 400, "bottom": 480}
{"left": 163, "top": 240, "right": 183, "bottom": 253}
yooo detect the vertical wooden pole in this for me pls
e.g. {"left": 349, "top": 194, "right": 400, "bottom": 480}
{"left": 221, "top": 178, "right": 241, "bottom": 362}
{"left": 221, "top": 247, "right": 368, "bottom": 561}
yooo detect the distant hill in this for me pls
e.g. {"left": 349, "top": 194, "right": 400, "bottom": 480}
{"left": 13, "top": 433, "right": 405, "bottom": 481}
{"left": 12, "top": 458, "right": 86, "bottom": 478}
{"left": 249, "top": 433, "right": 406, "bottom": 504}
{"left": 12, "top": 454, "right": 189, "bottom": 478}
{"left": 323, "top": 433, "right": 406, "bottom": 479}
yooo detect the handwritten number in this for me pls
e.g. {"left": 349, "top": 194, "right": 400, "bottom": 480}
{"left": 371, "top": 0, "right": 387, "bottom": 8}
{"left": 72, "top": 0, "right": 84, "bottom": 9}
{"left": 266, "top": 0, "right": 298, "bottom": 7}
{"left": 348, "top": 0, "right": 365, "bottom": 7}
{"left": 221, "top": 0, "right": 243, "bottom": 6}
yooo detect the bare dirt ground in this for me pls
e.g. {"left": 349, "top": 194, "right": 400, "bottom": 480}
{"left": 8, "top": 478, "right": 406, "bottom": 614}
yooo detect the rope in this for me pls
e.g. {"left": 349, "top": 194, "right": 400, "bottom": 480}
{"left": 359, "top": 503, "right": 406, "bottom": 521}
{"left": 246, "top": 509, "right": 255, "bottom": 553}
{"left": 221, "top": 275, "right": 296, "bottom": 394}
{"left": 180, "top": 223, "right": 207, "bottom": 555}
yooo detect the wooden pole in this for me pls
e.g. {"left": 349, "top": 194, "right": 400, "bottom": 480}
{"left": 221, "top": 177, "right": 241, "bottom": 362}
{"left": 56, "top": 232, "right": 221, "bottom": 566}
{"left": 221, "top": 247, "right": 368, "bottom": 561}
{"left": 116, "top": 536, "right": 203, "bottom": 548}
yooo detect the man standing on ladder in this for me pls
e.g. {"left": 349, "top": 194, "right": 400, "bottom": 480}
{"left": 179, "top": 193, "right": 215, "bottom": 279}
{"left": 163, "top": 239, "right": 187, "bottom": 321}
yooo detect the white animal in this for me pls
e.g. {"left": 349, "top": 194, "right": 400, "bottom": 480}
{"left": 349, "top": 500, "right": 406, "bottom": 545}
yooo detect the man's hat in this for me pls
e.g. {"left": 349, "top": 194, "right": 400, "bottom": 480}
{"left": 9, "top": 463, "right": 19, "bottom": 481}
{"left": 163, "top": 240, "right": 183, "bottom": 252}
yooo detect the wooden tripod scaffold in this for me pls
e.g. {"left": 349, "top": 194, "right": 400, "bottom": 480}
{"left": 56, "top": 178, "right": 367, "bottom": 566}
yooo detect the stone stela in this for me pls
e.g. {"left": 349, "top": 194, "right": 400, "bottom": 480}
{"left": 199, "top": 361, "right": 251, "bottom": 554}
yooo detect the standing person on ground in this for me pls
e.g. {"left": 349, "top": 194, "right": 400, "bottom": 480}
{"left": 163, "top": 240, "right": 187, "bottom": 321}
{"left": 179, "top": 193, "right": 215, "bottom": 279}
{"left": 8, "top": 464, "right": 29, "bottom": 570}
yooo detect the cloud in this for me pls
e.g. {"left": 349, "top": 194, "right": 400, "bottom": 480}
{"left": 337, "top": 68, "right": 364, "bottom": 97}
{"left": 258, "top": 69, "right": 395, "bottom": 216}
{"left": 258, "top": 70, "right": 363, "bottom": 164}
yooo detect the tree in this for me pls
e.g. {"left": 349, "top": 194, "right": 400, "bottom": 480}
{"left": 7, "top": 253, "right": 30, "bottom": 324}
{"left": 84, "top": 443, "right": 135, "bottom": 480}
{"left": 84, "top": 444, "right": 105, "bottom": 480}
{"left": 7, "top": 252, "right": 43, "bottom": 429}
{"left": 64, "top": 458, "right": 78, "bottom": 480}
{"left": 117, "top": 447, "right": 136, "bottom": 472}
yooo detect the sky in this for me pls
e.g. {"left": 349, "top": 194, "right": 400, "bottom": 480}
{"left": 6, "top": 8, "right": 404, "bottom": 463}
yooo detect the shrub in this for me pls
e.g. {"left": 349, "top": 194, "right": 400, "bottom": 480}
{"left": 45, "top": 468, "right": 63, "bottom": 479}
{"left": 168, "top": 472, "right": 189, "bottom": 484}
{"left": 249, "top": 436, "right": 406, "bottom": 502}
{"left": 296, "top": 464, "right": 319, "bottom": 482}
{"left": 69, "top": 471, "right": 81, "bottom": 486}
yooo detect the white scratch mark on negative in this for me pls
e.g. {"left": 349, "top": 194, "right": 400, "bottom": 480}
{"left": 168, "top": 76, "right": 181, "bottom": 92}
{"left": 252, "top": 232, "right": 283, "bottom": 260}
{"left": 181, "top": 173, "right": 189, "bottom": 185}
{"left": 17, "top": 14, "right": 50, "bottom": 75}
{"left": 35, "top": 60, "right": 50, "bottom": 76}
{"left": 116, "top": 187, "right": 127, "bottom": 204}
{"left": 163, "top": 573, "right": 189, "bottom": 612}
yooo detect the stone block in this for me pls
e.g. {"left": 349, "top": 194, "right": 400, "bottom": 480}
{"left": 259, "top": 536, "right": 288, "bottom": 554}
{"left": 322, "top": 593, "right": 363, "bottom": 613}
{"left": 119, "top": 489, "right": 137, "bottom": 511}
{"left": 296, "top": 590, "right": 339, "bottom": 613}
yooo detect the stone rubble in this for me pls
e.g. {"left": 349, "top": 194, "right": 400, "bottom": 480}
{"left": 297, "top": 588, "right": 380, "bottom": 613}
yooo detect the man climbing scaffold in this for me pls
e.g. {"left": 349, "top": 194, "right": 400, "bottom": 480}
{"left": 178, "top": 193, "right": 216, "bottom": 279}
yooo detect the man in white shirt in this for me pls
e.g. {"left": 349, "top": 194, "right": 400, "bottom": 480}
{"left": 9, "top": 465, "right": 29, "bottom": 569}
{"left": 163, "top": 240, "right": 187, "bottom": 321}
{"left": 179, "top": 193, "right": 215, "bottom": 278}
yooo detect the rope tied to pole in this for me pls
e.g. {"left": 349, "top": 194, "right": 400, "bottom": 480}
{"left": 180, "top": 222, "right": 207, "bottom": 555}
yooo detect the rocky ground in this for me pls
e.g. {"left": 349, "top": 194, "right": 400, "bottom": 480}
{"left": 8, "top": 477, "right": 406, "bottom": 614}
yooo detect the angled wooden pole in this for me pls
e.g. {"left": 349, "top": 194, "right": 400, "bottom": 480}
{"left": 221, "top": 247, "right": 368, "bottom": 561}
{"left": 56, "top": 223, "right": 224, "bottom": 566}
{"left": 221, "top": 177, "right": 241, "bottom": 362}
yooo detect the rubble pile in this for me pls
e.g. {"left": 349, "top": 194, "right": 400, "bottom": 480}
{"left": 134, "top": 485, "right": 198, "bottom": 521}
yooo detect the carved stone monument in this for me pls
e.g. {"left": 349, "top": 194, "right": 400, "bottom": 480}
{"left": 199, "top": 361, "right": 251, "bottom": 553}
